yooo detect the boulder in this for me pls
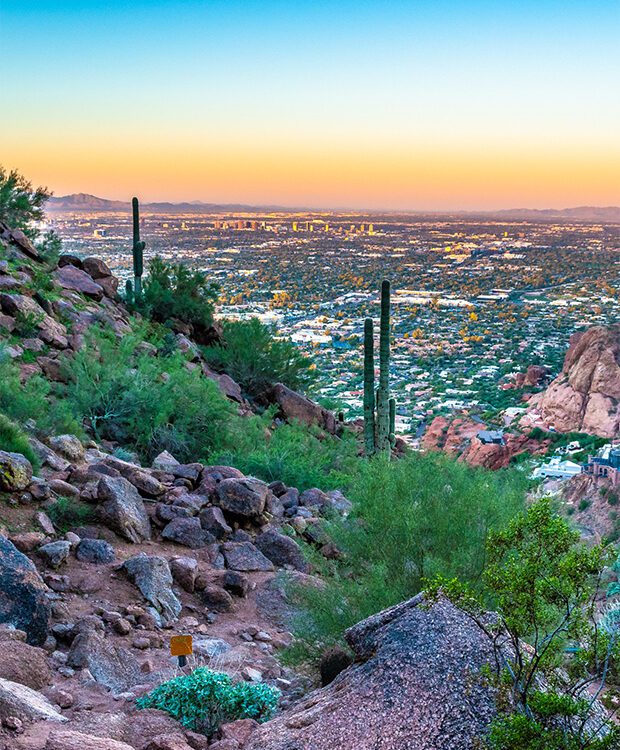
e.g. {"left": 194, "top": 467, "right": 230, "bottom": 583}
{"left": 245, "top": 595, "right": 498, "bottom": 750}
{"left": 199, "top": 507, "right": 232, "bottom": 539}
{"left": 200, "top": 585, "right": 234, "bottom": 613}
{"left": 54, "top": 264, "right": 104, "bottom": 300}
{"left": 0, "top": 292, "right": 68, "bottom": 348}
{"left": 67, "top": 627, "right": 141, "bottom": 692}
{"left": 0, "top": 536, "right": 51, "bottom": 646}
{"left": 46, "top": 729, "right": 135, "bottom": 750}
{"left": 271, "top": 383, "right": 338, "bottom": 435}
{"left": 75, "top": 538, "right": 115, "bottom": 564}
{"left": 215, "top": 477, "right": 269, "bottom": 519}
{"left": 82, "top": 256, "right": 113, "bottom": 279}
{"left": 38, "top": 540, "right": 72, "bottom": 568}
{"left": 161, "top": 517, "right": 215, "bottom": 549}
{"left": 48, "top": 434, "right": 85, "bottom": 462}
{"left": 221, "top": 542, "right": 274, "bottom": 572}
{"left": 97, "top": 475, "right": 151, "bottom": 543}
{"left": 0, "top": 450, "right": 32, "bottom": 491}
{"left": 0, "top": 221, "right": 41, "bottom": 262}
{"left": 0, "top": 639, "right": 52, "bottom": 690}
{"left": 255, "top": 528, "right": 308, "bottom": 571}
{"left": 170, "top": 556, "right": 199, "bottom": 592}
{"left": 0, "top": 677, "right": 66, "bottom": 723}
{"left": 123, "top": 554, "right": 182, "bottom": 625}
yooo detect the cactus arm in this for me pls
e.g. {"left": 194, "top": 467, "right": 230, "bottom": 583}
{"left": 131, "top": 197, "right": 144, "bottom": 298}
{"left": 389, "top": 397, "right": 396, "bottom": 447}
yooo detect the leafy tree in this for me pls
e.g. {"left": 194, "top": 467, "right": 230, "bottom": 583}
{"left": 140, "top": 257, "right": 218, "bottom": 337}
{"left": 0, "top": 166, "right": 50, "bottom": 239}
{"left": 205, "top": 318, "right": 316, "bottom": 401}
{"left": 428, "top": 498, "right": 620, "bottom": 750}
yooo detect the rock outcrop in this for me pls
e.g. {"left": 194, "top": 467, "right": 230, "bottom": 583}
{"left": 245, "top": 594, "right": 498, "bottom": 750}
{"left": 532, "top": 324, "right": 620, "bottom": 437}
{"left": 0, "top": 536, "right": 51, "bottom": 645}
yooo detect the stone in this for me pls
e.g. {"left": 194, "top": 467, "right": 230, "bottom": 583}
{"left": 222, "top": 542, "right": 274, "bottom": 572}
{"left": 271, "top": 383, "right": 338, "bottom": 434}
{"left": 299, "top": 487, "right": 330, "bottom": 509}
{"left": 200, "top": 585, "right": 234, "bottom": 613}
{"left": 67, "top": 627, "right": 141, "bottom": 692}
{"left": 123, "top": 554, "right": 182, "bottom": 625}
{"left": 319, "top": 646, "right": 353, "bottom": 686}
{"left": 215, "top": 477, "right": 269, "bottom": 519}
{"left": 219, "top": 719, "right": 260, "bottom": 745}
{"left": 97, "top": 475, "right": 151, "bottom": 543}
{"left": 0, "top": 536, "right": 51, "bottom": 646}
{"left": 45, "top": 729, "right": 134, "bottom": 750}
{"left": 48, "top": 478, "right": 80, "bottom": 498}
{"left": 255, "top": 528, "right": 308, "bottom": 571}
{"left": 245, "top": 595, "right": 499, "bottom": 750}
{"left": 170, "top": 556, "right": 199, "bottom": 592}
{"left": 220, "top": 570, "right": 251, "bottom": 598}
{"left": 193, "top": 637, "right": 233, "bottom": 659}
{"left": 82, "top": 256, "right": 113, "bottom": 279}
{"left": 75, "top": 538, "right": 115, "bottom": 564}
{"left": 0, "top": 450, "right": 32, "bottom": 491}
{"left": 0, "top": 639, "right": 52, "bottom": 690}
{"left": 48, "top": 434, "right": 85, "bottom": 462}
{"left": 161, "top": 517, "right": 215, "bottom": 549}
{"left": 101, "top": 456, "right": 166, "bottom": 497}
{"left": 38, "top": 540, "right": 72, "bottom": 568}
{"left": 0, "top": 678, "right": 66, "bottom": 724}
{"left": 0, "top": 293, "right": 67, "bottom": 348}
{"left": 54, "top": 264, "right": 104, "bottom": 300}
{"left": 199, "top": 506, "right": 232, "bottom": 539}
{"left": 142, "top": 736, "right": 195, "bottom": 750}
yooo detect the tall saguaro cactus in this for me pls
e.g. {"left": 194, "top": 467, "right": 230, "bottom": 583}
{"left": 363, "top": 280, "right": 393, "bottom": 456}
{"left": 376, "top": 280, "right": 391, "bottom": 453}
{"left": 132, "top": 197, "right": 145, "bottom": 300}
{"left": 363, "top": 317, "right": 376, "bottom": 456}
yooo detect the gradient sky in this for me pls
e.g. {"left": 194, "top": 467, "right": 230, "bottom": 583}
{"left": 2, "top": 0, "right": 619, "bottom": 210}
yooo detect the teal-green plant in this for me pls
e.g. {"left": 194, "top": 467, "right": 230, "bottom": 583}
{"left": 131, "top": 197, "right": 145, "bottom": 299}
{"left": 136, "top": 667, "right": 280, "bottom": 736}
{"left": 388, "top": 397, "right": 396, "bottom": 447}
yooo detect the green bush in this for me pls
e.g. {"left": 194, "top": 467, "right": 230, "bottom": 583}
{"left": 47, "top": 496, "right": 94, "bottom": 532}
{"left": 0, "top": 413, "right": 39, "bottom": 471}
{"left": 136, "top": 667, "right": 280, "bottom": 736}
{"left": 204, "top": 318, "right": 316, "bottom": 401}
{"left": 140, "top": 257, "right": 218, "bottom": 335}
{"left": 285, "top": 452, "right": 528, "bottom": 661}
{"left": 61, "top": 325, "right": 262, "bottom": 462}
{"left": 0, "top": 166, "right": 50, "bottom": 239}
{"left": 0, "top": 350, "right": 80, "bottom": 436}
{"left": 216, "top": 420, "right": 358, "bottom": 492}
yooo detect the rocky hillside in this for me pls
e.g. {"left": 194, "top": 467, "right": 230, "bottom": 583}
{"left": 0, "top": 224, "right": 519, "bottom": 750}
{"left": 528, "top": 324, "right": 620, "bottom": 438}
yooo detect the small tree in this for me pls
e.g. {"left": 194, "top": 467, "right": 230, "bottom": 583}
{"left": 0, "top": 166, "right": 50, "bottom": 239}
{"left": 428, "top": 498, "right": 620, "bottom": 750}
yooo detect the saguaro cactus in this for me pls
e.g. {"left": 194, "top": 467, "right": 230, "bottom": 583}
{"left": 132, "top": 197, "right": 145, "bottom": 299}
{"left": 363, "top": 317, "right": 376, "bottom": 456}
{"left": 363, "top": 280, "right": 393, "bottom": 457}
{"left": 376, "top": 280, "right": 391, "bottom": 453}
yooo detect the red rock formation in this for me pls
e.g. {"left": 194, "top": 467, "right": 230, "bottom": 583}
{"left": 534, "top": 325, "right": 620, "bottom": 438}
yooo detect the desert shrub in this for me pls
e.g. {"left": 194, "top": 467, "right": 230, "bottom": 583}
{"left": 46, "top": 496, "right": 94, "bottom": 532}
{"left": 61, "top": 326, "right": 262, "bottom": 462}
{"left": 204, "top": 318, "right": 316, "bottom": 401}
{"left": 0, "top": 413, "right": 39, "bottom": 471}
{"left": 0, "top": 166, "right": 49, "bottom": 239}
{"left": 216, "top": 420, "right": 358, "bottom": 492}
{"left": 0, "top": 350, "right": 79, "bottom": 436}
{"left": 136, "top": 667, "right": 280, "bottom": 736}
{"left": 140, "top": 257, "right": 218, "bottom": 334}
{"left": 285, "top": 452, "right": 528, "bottom": 661}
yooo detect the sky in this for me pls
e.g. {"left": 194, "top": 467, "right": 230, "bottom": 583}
{"left": 1, "top": 0, "right": 619, "bottom": 210}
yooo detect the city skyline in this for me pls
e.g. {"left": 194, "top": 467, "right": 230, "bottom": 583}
{"left": 2, "top": 0, "right": 619, "bottom": 210}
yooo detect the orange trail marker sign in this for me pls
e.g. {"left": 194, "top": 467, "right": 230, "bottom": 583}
{"left": 170, "top": 635, "right": 193, "bottom": 667}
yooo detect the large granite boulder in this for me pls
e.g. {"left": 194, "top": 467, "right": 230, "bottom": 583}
{"left": 0, "top": 536, "right": 51, "bottom": 645}
{"left": 215, "top": 477, "right": 269, "bottom": 519}
{"left": 123, "top": 553, "right": 182, "bottom": 625}
{"left": 0, "top": 677, "right": 66, "bottom": 723}
{"left": 271, "top": 383, "right": 338, "bottom": 435}
{"left": 245, "top": 595, "right": 498, "bottom": 750}
{"left": 97, "top": 475, "right": 151, "bottom": 543}
{"left": 0, "top": 449, "right": 32, "bottom": 491}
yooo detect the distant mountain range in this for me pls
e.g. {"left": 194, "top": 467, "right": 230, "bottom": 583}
{"left": 47, "top": 193, "right": 620, "bottom": 222}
